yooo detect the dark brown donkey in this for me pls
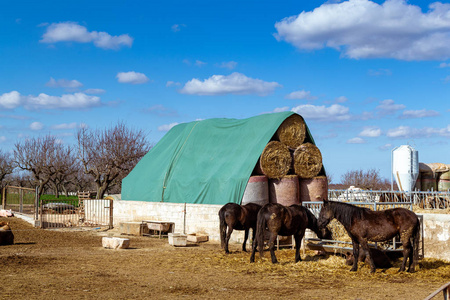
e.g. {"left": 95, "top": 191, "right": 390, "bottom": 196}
{"left": 318, "top": 200, "right": 420, "bottom": 273}
{"left": 250, "top": 203, "right": 331, "bottom": 264}
{"left": 219, "top": 202, "right": 262, "bottom": 254}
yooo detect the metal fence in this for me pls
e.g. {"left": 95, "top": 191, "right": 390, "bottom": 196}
{"left": 303, "top": 200, "right": 424, "bottom": 258}
{"left": 328, "top": 189, "right": 450, "bottom": 210}
{"left": 40, "top": 198, "right": 113, "bottom": 229}
{"left": 1, "top": 186, "right": 38, "bottom": 215}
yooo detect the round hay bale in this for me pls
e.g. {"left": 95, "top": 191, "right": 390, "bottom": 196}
{"left": 299, "top": 176, "right": 328, "bottom": 202}
{"left": 268, "top": 175, "right": 300, "bottom": 206}
{"left": 275, "top": 114, "right": 306, "bottom": 149}
{"left": 293, "top": 143, "right": 323, "bottom": 179}
{"left": 257, "top": 141, "right": 291, "bottom": 179}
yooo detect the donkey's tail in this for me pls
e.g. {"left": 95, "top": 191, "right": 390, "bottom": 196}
{"left": 413, "top": 217, "right": 421, "bottom": 270}
{"left": 219, "top": 209, "right": 227, "bottom": 249}
{"left": 256, "top": 210, "right": 266, "bottom": 258}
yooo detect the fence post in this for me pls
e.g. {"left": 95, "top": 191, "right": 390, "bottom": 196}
{"left": 109, "top": 199, "right": 114, "bottom": 229}
{"left": 1, "top": 187, "right": 5, "bottom": 209}
{"left": 19, "top": 188, "right": 23, "bottom": 213}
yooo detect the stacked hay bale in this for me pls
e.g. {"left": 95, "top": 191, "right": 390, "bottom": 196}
{"left": 245, "top": 114, "right": 327, "bottom": 207}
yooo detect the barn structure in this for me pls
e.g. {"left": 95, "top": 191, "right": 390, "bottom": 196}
{"left": 117, "top": 111, "right": 325, "bottom": 242}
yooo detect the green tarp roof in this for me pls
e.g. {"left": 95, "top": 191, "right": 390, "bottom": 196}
{"left": 121, "top": 111, "right": 314, "bottom": 205}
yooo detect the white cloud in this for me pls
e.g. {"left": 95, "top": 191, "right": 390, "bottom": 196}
{"left": 1, "top": 91, "right": 101, "bottom": 110}
{"left": 166, "top": 81, "right": 181, "bottom": 87}
{"left": 335, "top": 96, "right": 348, "bottom": 103}
{"left": 439, "top": 62, "right": 450, "bottom": 68}
{"left": 217, "top": 61, "right": 238, "bottom": 70}
{"left": 0, "top": 91, "right": 23, "bottom": 109}
{"left": 30, "top": 122, "right": 44, "bottom": 131}
{"left": 179, "top": 72, "right": 281, "bottom": 96}
{"left": 377, "top": 99, "right": 405, "bottom": 115}
{"left": 195, "top": 60, "right": 207, "bottom": 67}
{"left": 0, "top": 136, "right": 6, "bottom": 143}
{"left": 387, "top": 125, "right": 440, "bottom": 138}
{"left": 40, "top": 22, "right": 133, "bottom": 50}
{"left": 368, "top": 69, "right": 392, "bottom": 76}
{"left": 347, "top": 137, "right": 365, "bottom": 144}
{"left": 275, "top": 0, "right": 450, "bottom": 61}
{"left": 46, "top": 77, "right": 83, "bottom": 89}
{"left": 51, "top": 122, "right": 79, "bottom": 130}
{"left": 25, "top": 93, "right": 101, "bottom": 110}
{"left": 379, "top": 143, "right": 393, "bottom": 151}
{"left": 400, "top": 109, "right": 440, "bottom": 119}
{"left": 171, "top": 24, "right": 186, "bottom": 32}
{"left": 273, "top": 107, "right": 290, "bottom": 113}
{"left": 84, "top": 88, "right": 106, "bottom": 94}
{"left": 285, "top": 90, "right": 317, "bottom": 100}
{"left": 145, "top": 105, "right": 178, "bottom": 117}
{"left": 291, "top": 104, "right": 351, "bottom": 121}
{"left": 359, "top": 126, "right": 381, "bottom": 137}
{"left": 158, "top": 122, "right": 179, "bottom": 132}
{"left": 116, "top": 71, "right": 149, "bottom": 84}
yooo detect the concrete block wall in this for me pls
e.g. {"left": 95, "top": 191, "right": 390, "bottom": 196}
{"left": 114, "top": 200, "right": 450, "bottom": 261}
{"left": 113, "top": 200, "right": 248, "bottom": 244}
{"left": 422, "top": 213, "right": 450, "bottom": 261}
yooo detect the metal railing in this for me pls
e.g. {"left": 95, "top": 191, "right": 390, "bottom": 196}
{"left": 303, "top": 201, "right": 424, "bottom": 258}
{"left": 40, "top": 198, "right": 113, "bottom": 229}
{"left": 424, "top": 281, "right": 450, "bottom": 300}
{"left": 328, "top": 189, "right": 450, "bottom": 210}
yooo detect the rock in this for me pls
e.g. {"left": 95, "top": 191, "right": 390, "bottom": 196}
{"left": 102, "top": 237, "right": 130, "bottom": 250}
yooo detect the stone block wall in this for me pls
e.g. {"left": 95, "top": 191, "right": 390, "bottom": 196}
{"left": 421, "top": 213, "right": 450, "bottom": 261}
{"left": 113, "top": 200, "right": 450, "bottom": 261}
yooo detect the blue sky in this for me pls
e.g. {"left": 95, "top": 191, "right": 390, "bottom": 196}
{"left": 1, "top": 0, "right": 449, "bottom": 183}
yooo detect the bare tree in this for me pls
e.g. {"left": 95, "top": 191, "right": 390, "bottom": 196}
{"left": 48, "top": 145, "right": 78, "bottom": 198}
{"left": 77, "top": 122, "right": 150, "bottom": 199}
{"left": 340, "top": 168, "right": 390, "bottom": 190}
{"left": 0, "top": 150, "right": 15, "bottom": 189}
{"left": 14, "top": 135, "right": 63, "bottom": 197}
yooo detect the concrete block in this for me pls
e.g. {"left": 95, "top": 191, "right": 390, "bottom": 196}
{"left": 119, "top": 222, "right": 148, "bottom": 236}
{"left": 102, "top": 237, "right": 130, "bottom": 249}
{"left": 187, "top": 233, "right": 209, "bottom": 243}
{"left": 168, "top": 233, "right": 187, "bottom": 247}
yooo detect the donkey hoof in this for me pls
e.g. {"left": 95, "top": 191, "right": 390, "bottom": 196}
{"left": 350, "top": 267, "right": 357, "bottom": 272}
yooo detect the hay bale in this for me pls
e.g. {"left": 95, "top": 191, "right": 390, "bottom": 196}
{"left": 275, "top": 114, "right": 306, "bottom": 149}
{"left": 293, "top": 143, "right": 323, "bottom": 179}
{"left": 256, "top": 141, "right": 291, "bottom": 179}
{"left": 268, "top": 175, "right": 300, "bottom": 206}
{"left": 299, "top": 176, "right": 328, "bottom": 202}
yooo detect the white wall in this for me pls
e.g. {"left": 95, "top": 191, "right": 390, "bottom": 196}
{"left": 114, "top": 200, "right": 450, "bottom": 261}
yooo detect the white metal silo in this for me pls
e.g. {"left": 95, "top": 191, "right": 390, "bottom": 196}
{"left": 391, "top": 145, "right": 419, "bottom": 192}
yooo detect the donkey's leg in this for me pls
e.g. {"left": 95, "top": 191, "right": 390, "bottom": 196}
{"left": 225, "top": 227, "right": 233, "bottom": 254}
{"left": 294, "top": 231, "right": 305, "bottom": 263}
{"left": 242, "top": 229, "right": 249, "bottom": 252}
{"left": 350, "top": 240, "right": 359, "bottom": 272}
{"left": 360, "top": 240, "right": 376, "bottom": 273}
{"left": 268, "top": 233, "right": 278, "bottom": 264}
{"left": 400, "top": 235, "right": 412, "bottom": 272}
{"left": 250, "top": 236, "right": 257, "bottom": 263}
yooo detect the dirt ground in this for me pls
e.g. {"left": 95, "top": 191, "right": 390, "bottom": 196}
{"left": 1, "top": 217, "right": 449, "bottom": 300}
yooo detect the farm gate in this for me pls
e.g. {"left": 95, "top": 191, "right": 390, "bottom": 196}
{"left": 40, "top": 192, "right": 113, "bottom": 229}
{"left": 1, "top": 186, "right": 113, "bottom": 229}
{"left": 1, "top": 186, "right": 39, "bottom": 218}
{"left": 303, "top": 201, "right": 424, "bottom": 259}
